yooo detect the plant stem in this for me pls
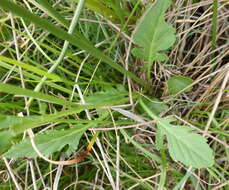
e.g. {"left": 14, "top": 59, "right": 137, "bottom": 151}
{"left": 158, "top": 148, "right": 167, "bottom": 190}
{"left": 211, "top": 0, "right": 218, "bottom": 52}
{"left": 26, "top": 0, "right": 85, "bottom": 107}
{"left": 108, "top": 0, "right": 141, "bottom": 53}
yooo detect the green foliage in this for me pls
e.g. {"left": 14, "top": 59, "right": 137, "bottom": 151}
{"left": 132, "top": 0, "right": 176, "bottom": 78}
{"left": 34, "top": 0, "right": 69, "bottom": 27}
{"left": 0, "top": 107, "right": 108, "bottom": 157}
{"left": 0, "top": 83, "right": 75, "bottom": 107}
{"left": 156, "top": 117, "right": 214, "bottom": 168}
{"left": 85, "top": 85, "right": 128, "bottom": 104}
{"left": 140, "top": 99, "right": 214, "bottom": 168}
{"left": 0, "top": 56, "right": 62, "bottom": 81}
{"left": 0, "top": 131, "right": 13, "bottom": 154}
{"left": 0, "top": 0, "right": 225, "bottom": 187}
{"left": 10, "top": 105, "right": 108, "bottom": 135}
{"left": 137, "top": 96, "right": 168, "bottom": 116}
{"left": 0, "top": 0, "right": 146, "bottom": 87}
{"left": 74, "top": 0, "right": 120, "bottom": 23}
{"left": 167, "top": 75, "right": 193, "bottom": 95}
{"left": 3, "top": 126, "right": 86, "bottom": 158}
{"left": 0, "top": 115, "right": 26, "bottom": 129}
{"left": 0, "top": 104, "right": 111, "bottom": 138}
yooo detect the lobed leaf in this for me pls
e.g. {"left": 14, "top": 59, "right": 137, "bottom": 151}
{"left": 3, "top": 125, "right": 87, "bottom": 158}
{"left": 132, "top": 0, "right": 176, "bottom": 77}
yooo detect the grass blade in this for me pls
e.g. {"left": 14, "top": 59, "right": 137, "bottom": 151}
{"left": 0, "top": 56, "right": 61, "bottom": 81}
{"left": 11, "top": 103, "right": 109, "bottom": 134}
{"left": 0, "top": 83, "right": 75, "bottom": 107}
{"left": 32, "top": 0, "right": 69, "bottom": 27}
{"left": 0, "top": 0, "right": 146, "bottom": 87}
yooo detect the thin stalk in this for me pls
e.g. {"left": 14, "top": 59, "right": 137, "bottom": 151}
{"left": 158, "top": 148, "right": 167, "bottom": 190}
{"left": 3, "top": 157, "right": 22, "bottom": 190}
{"left": 108, "top": 0, "right": 141, "bottom": 53}
{"left": 140, "top": 98, "right": 167, "bottom": 189}
{"left": 120, "top": 129, "right": 161, "bottom": 164}
{"left": 211, "top": 0, "right": 218, "bottom": 51}
{"left": 26, "top": 0, "right": 85, "bottom": 107}
{"left": 29, "top": 160, "right": 38, "bottom": 190}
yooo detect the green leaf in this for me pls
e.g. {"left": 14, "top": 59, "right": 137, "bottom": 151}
{"left": 0, "top": 83, "right": 76, "bottom": 107}
{"left": 0, "top": 131, "right": 13, "bottom": 154}
{"left": 74, "top": 0, "right": 119, "bottom": 23}
{"left": 33, "top": 0, "right": 69, "bottom": 28}
{"left": 167, "top": 75, "right": 193, "bottom": 95}
{"left": 140, "top": 100, "right": 214, "bottom": 168}
{"left": 0, "top": 0, "right": 146, "bottom": 87}
{"left": 132, "top": 0, "right": 176, "bottom": 75}
{"left": 157, "top": 118, "right": 214, "bottom": 168}
{"left": 3, "top": 125, "right": 88, "bottom": 158}
{"left": 137, "top": 96, "right": 168, "bottom": 116}
{"left": 155, "top": 126, "right": 164, "bottom": 150}
{"left": 85, "top": 85, "right": 128, "bottom": 105}
{"left": 0, "top": 115, "right": 42, "bottom": 129}
{"left": 9, "top": 102, "right": 110, "bottom": 135}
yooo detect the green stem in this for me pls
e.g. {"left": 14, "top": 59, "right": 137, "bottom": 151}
{"left": 158, "top": 148, "right": 167, "bottom": 190}
{"left": 26, "top": 0, "right": 85, "bottom": 107}
{"left": 108, "top": 0, "right": 141, "bottom": 53}
{"left": 140, "top": 98, "right": 167, "bottom": 189}
{"left": 120, "top": 130, "right": 162, "bottom": 164}
{"left": 139, "top": 98, "right": 159, "bottom": 121}
{"left": 211, "top": 0, "right": 218, "bottom": 51}
{"left": 147, "top": 62, "right": 152, "bottom": 81}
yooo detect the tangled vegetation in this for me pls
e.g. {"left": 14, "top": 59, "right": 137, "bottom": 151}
{"left": 0, "top": 0, "right": 228, "bottom": 189}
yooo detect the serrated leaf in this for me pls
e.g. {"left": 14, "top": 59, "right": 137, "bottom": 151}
{"left": 3, "top": 125, "right": 88, "bottom": 158}
{"left": 167, "top": 75, "right": 193, "bottom": 94}
{"left": 140, "top": 100, "right": 214, "bottom": 168}
{"left": 132, "top": 0, "right": 176, "bottom": 65}
{"left": 157, "top": 118, "right": 214, "bottom": 168}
